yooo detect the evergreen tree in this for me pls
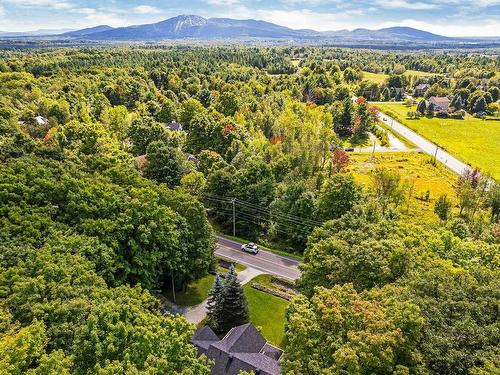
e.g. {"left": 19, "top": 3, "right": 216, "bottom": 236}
{"left": 219, "top": 265, "right": 249, "bottom": 333}
{"left": 451, "top": 95, "right": 463, "bottom": 111}
{"left": 334, "top": 98, "right": 354, "bottom": 137}
{"left": 355, "top": 101, "right": 372, "bottom": 136}
{"left": 417, "top": 99, "right": 427, "bottom": 114}
{"left": 381, "top": 87, "right": 391, "bottom": 101}
{"left": 473, "top": 96, "right": 487, "bottom": 114}
{"left": 206, "top": 274, "right": 225, "bottom": 333}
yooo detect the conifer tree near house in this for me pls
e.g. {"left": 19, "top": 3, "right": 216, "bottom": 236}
{"left": 219, "top": 265, "right": 249, "bottom": 333}
{"left": 206, "top": 274, "right": 225, "bottom": 333}
{"left": 417, "top": 99, "right": 427, "bottom": 114}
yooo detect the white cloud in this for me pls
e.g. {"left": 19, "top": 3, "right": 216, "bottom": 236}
{"left": 4, "top": 0, "right": 72, "bottom": 9}
{"left": 206, "top": 0, "right": 240, "bottom": 5}
{"left": 375, "top": 0, "right": 438, "bottom": 10}
{"left": 133, "top": 5, "right": 162, "bottom": 14}
{"left": 0, "top": 5, "right": 5, "bottom": 16}
{"left": 376, "top": 18, "right": 500, "bottom": 36}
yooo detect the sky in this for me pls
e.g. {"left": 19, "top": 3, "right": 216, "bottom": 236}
{"left": 0, "top": 0, "right": 499, "bottom": 36}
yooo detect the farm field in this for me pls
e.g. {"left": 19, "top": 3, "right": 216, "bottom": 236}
{"left": 375, "top": 103, "right": 500, "bottom": 179}
{"left": 362, "top": 70, "right": 440, "bottom": 84}
{"left": 349, "top": 152, "right": 458, "bottom": 223}
{"left": 404, "top": 69, "right": 440, "bottom": 77}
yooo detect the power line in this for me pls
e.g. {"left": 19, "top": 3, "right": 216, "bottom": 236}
{"left": 202, "top": 193, "right": 323, "bottom": 227}
{"left": 204, "top": 196, "right": 320, "bottom": 228}
{"left": 207, "top": 200, "right": 318, "bottom": 236}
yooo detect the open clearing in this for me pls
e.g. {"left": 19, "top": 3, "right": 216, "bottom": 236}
{"left": 362, "top": 70, "right": 440, "bottom": 84}
{"left": 244, "top": 275, "right": 288, "bottom": 348}
{"left": 349, "top": 151, "right": 458, "bottom": 223}
{"left": 375, "top": 103, "right": 500, "bottom": 179}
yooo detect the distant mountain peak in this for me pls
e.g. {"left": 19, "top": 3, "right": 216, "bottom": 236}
{"left": 42, "top": 14, "right": 481, "bottom": 44}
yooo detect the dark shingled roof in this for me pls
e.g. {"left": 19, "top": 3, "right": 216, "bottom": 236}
{"left": 212, "top": 323, "right": 266, "bottom": 354}
{"left": 166, "top": 121, "right": 184, "bottom": 132}
{"left": 192, "top": 323, "right": 282, "bottom": 375}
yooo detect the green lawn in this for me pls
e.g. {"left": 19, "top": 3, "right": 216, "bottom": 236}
{"left": 244, "top": 281, "right": 288, "bottom": 348}
{"left": 166, "top": 274, "right": 215, "bottom": 307}
{"left": 375, "top": 103, "right": 500, "bottom": 180}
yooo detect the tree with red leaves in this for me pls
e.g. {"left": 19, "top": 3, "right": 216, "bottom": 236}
{"left": 331, "top": 148, "right": 350, "bottom": 173}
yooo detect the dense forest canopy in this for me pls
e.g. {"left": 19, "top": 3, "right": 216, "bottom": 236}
{"left": 0, "top": 45, "right": 498, "bottom": 374}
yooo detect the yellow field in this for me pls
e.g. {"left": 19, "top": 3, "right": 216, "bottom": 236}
{"left": 349, "top": 152, "right": 458, "bottom": 223}
{"left": 362, "top": 70, "right": 439, "bottom": 84}
{"left": 376, "top": 103, "right": 500, "bottom": 179}
{"left": 362, "top": 71, "right": 389, "bottom": 84}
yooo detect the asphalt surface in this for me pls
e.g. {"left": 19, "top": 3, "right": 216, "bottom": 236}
{"left": 378, "top": 111, "right": 470, "bottom": 176}
{"left": 215, "top": 236, "right": 301, "bottom": 281}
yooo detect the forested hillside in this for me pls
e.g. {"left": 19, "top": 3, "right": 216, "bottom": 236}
{"left": 0, "top": 46, "right": 498, "bottom": 374}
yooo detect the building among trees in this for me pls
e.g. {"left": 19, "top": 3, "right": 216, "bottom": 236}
{"left": 428, "top": 96, "right": 450, "bottom": 112}
{"left": 414, "top": 83, "right": 430, "bottom": 97}
{"left": 191, "top": 323, "right": 282, "bottom": 375}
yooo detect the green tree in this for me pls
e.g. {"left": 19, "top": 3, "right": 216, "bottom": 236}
{"left": 128, "top": 116, "right": 169, "bottom": 156}
{"left": 316, "top": 174, "right": 362, "bottom": 221}
{"left": 206, "top": 274, "right": 225, "bottom": 333}
{"left": 372, "top": 167, "right": 406, "bottom": 212}
{"left": 217, "top": 91, "right": 240, "bottom": 116}
{"left": 219, "top": 265, "right": 249, "bottom": 333}
{"left": 180, "top": 98, "right": 205, "bottom": 129}
{"left": 283, "top": 284, "right": 425, "bottom": 374}
{"left": 145, "top": 141, "right": 189, "bottom": 187}
{"left": 434, "top": 194, "right": 452, "bottom": 221}
{"left": 334, "top": 98, "right": 354, "bottom": 137}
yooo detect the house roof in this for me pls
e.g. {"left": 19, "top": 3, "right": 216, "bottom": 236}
{"left": 212, "top": 323, "right": 266, "bottom": 354}
{"left": 185, "top": 153, "right": 200, "bottom": 165}
{"left": 193, "top": 325, "right": 219, "bottom": 341}
{"left": 415, "top": 83, "right": 430, "bottom": 90}
{"left": 166, "top": 121, "right": 183, "bottom": 132}
{"left": 192, "top": 326, "right": 219, "bottom": 351}
{"left": 35, "top": 115, "right": 49, "bottom": 125}
{"left": 192, "top": 323, "right": 282, "bottom": 375}
{"left": 429, "top": 96, "right": 450, "bottom": 106}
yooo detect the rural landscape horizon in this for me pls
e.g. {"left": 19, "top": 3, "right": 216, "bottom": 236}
{"left": 0, "top": 1, "right": 499, "bottom": 375}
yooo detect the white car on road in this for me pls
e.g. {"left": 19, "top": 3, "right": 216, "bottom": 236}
{"left": 241, "top": 242, "right": 260, "bottom": 254}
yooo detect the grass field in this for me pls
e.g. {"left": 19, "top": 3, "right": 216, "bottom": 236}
{"left": 244, "top": 275, "right": 289, "bottom": 348}
{"left": 404, "top": 70, "right": 440, "bottom": 77}
{"left": 362, "top": 70, "right": 439, "bottom": 84}
{"left": 375, "top": 103, "right": 500, "bottom": 180}
{"left": 166, "top": 274, "right": 215, "bottom": 307}
{"left": 362, "top": 71, "right": 389, "bottom": 84}
{"left": 349, "top": 152, "right": 458, "bottom": 223}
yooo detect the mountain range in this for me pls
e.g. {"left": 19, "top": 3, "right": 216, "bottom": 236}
{"left": 0, "top": 15, "right": 496, "bottom": 45}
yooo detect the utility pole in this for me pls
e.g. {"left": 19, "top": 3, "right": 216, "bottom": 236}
{"left": 372, "top": 140, "right": 376, "bottom": 156}
{"left": 171, "top": 272, "right": 176, "bottom": 303}
{"left": 231, "top": 198, "right": 236, "bottom": 236}
{"left": 434, "top": 145, "right": 438, "bottom": 164}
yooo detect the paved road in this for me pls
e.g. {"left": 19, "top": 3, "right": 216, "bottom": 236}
{"left": 215, "top": 236, "right": 301, "bottom": 281}
{"left": 378, "top": 111, "right": 470, "bottom": 176}
{"left": 356, "top": 129, "right": 410, "bottom": 153}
